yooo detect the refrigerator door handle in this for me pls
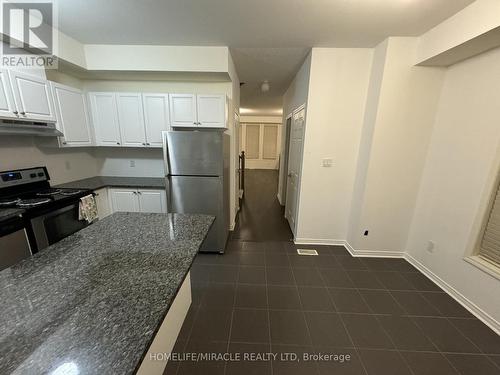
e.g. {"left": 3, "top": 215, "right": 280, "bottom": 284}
{"left": 162, "top": 131, "right": 171, "bottom": 177}
{"left": 165, "top": 175, "right": 172, "bottom": 213}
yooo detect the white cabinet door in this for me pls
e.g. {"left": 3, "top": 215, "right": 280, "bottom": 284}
{"left": 110, "top": 189, "right": 140, "bottom": 212}
{"left": 196, "top": 94, "right": 225, "bottom": 128}
{"left": 89, "top": 92, "right": 122, "bottom": 147}
{"left": 8, "top": 70, "right": 56, "bottom": 122}
{"left": 169, "top": 94, "right": 197, "bottom": 127}
{"left": 138, "top": 189, "right": 167, "bottom": 213}
{"left": 0, "top": 69, "right": 17, "bottom": 119}
{"left": 142, "top": 93, "right": 170, "bottom": 147}
{"left": 117, "top": 93, "right": 147, "bottom": 147}
{"left": 51, "top": 82, "right": 92, "bottom": 147}
{"left": 94, "top": 188, "right": 112, "bottom": 218}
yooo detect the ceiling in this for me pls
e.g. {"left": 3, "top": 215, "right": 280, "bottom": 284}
{"left": 56, "top": 0, "right": 475, "bottom": 115}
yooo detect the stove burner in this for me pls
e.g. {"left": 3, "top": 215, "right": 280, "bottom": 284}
{"left": 17, "top": 198, "right": 52, "bottom": 208}
{"left": 60, "top": 189, "right": 84, "bottom": 196}
{"left": 0, "top": 197, "right": 21, "bottom": 207}
{"left": 36, "top": 188, "right": 62, "bottom": 197}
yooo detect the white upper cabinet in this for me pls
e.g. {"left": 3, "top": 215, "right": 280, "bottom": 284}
{"left": 0, "top": 69, "right": 17, "bottom": 119}
{"left": 196, "top": 94, "right": 226, "bottom": 128}
{"left": 116, "top": 93, "right": 147, "bottom": 147}
{"left": 51, "top": 82, "right": 93, "bottom": 147}
{"left": 89, "top": 92, "right": 122, "bottom": 147}
{"left": 8, "top": 70, "right": 56, "bottom": 122}
{"left": 142, "top": 93, "right": 170, "bottom": 147}
{"left": 169, "top": 94, "right": 197, "bottom": 127}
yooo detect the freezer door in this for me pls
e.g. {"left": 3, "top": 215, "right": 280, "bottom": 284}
{"left": 167, "top": 175, "right": 227, "bottom": 253}
{"left": 163, "top": 130, "right": 223, "bottom": 176}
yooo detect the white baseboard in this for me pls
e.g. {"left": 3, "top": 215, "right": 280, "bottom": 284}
{"left": 405, "top": 254, "right": 500, "bottom": 335}
{"left": 294, "top": 238, "right": 499, "bottom": 334}
{"left": 277, "top": 192, "right": 282, "bottom": 206}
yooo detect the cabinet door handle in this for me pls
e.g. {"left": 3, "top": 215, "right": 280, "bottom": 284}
{"left": 146, "top": 142, "right": 150, "bottom": 146}
{"left": 20, "top": 111, "right": 26, "bottom": 116}
{"left": 62, "top": 141, "right": 67, "bottom": 145}
{"left": 142, "top": 143, "right": 146, "bottom": 146}
{"left": 116, "top": 142, "right": 120, "bottom": 145}
{"left": 13, "top": 111, "right": 18, "bottom": 115}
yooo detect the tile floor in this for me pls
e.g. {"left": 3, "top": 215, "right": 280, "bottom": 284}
{"left": 164, "top": 171, "right": 500, "bottom": 375}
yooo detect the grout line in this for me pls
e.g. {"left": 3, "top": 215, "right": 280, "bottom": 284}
{"left": 263, "top": 249, "right": 274, "bottom": 375}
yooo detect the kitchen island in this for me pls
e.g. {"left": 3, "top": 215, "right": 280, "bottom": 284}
{"left": 0, "top": 212, "right": 213, "bottom": 375}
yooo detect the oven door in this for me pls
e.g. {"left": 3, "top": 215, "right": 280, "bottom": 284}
{"left": 30, "top": 203, "right": 91, "bottom": 251}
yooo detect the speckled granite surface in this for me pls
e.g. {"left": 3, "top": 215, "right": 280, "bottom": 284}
{"left": 55, "top": 176, "right": 165, "bottom": 190}
{"left": 0, "top": 212, "right": 213, "bottom": 375}
{"left": 0, "top": 208, "right": 25, "bottom": 223}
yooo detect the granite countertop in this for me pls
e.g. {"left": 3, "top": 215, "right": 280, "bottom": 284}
{"left": 0, "top": 208, "right": 25, "bottom": 224}
{"left": 55, "top": 176, "right": 165, "bottom": 190}
{"left": 0, "top": 212, "right": 214, "bottom": 375}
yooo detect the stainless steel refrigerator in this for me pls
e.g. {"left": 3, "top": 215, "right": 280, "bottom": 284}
{"left": 162, "top": 130, "right": 230, "bottom": 253}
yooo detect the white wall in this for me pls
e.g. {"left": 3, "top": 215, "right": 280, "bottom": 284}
{"left": 240, "top": 116, "right": 282, "bottom": 124}
{"left": 278, "top": 52, "right": 312, "bottom": 203}
{"left": 295, "top": 48, "right": 373, "bottom": 242}
{"left": 406, "top": 47, "right": 500, "bottom": 328}
{"left": 347, "top": 38, "right": 445, "bottom": 255}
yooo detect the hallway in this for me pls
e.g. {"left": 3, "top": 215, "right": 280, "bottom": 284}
{"left": 165, "top": 171, "right": 500, "bottom": 375}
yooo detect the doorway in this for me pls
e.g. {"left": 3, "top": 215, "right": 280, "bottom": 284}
{"left": 284, "top": 105, "right": 306, "bottom": 236}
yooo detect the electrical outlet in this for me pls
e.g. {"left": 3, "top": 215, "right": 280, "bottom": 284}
{"left": 130, "top": 160, "right": 136, "bottom": 167}
{"left": 427, "top": 240, "right": 435, "bottom": 253}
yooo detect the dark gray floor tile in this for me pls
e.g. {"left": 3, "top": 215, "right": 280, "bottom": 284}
{"left": 177, "top": 306, "right": 199, "bottom": 342}
{"left": 341, "top": 314, "right": 394, "bottom": 349}
{"left": 298, "top": 287, "right": 335, "bottom": 312}
{"left": 329, "top": 245, "right": 350, "bottom": 256}
{"left": 265, "top": 253, "right": 290, "bottom": 267}
{"left": 230, "top": 308, "right": 269, "bottom": 343}
{"left": 360, "top": 258, "right": 393, "bottom": 271}
{"left": 191, "top": 282, "right": 207, "bottom": 307}
{"left": 347, "top": 270, "right": 385, "bottom": 289}
{"left": 225, "top": 240, "right": 244, "bottom": 253}
{"left": 315, "top": 347, "right": 366, "bottom": 375}
{"left": 320, "top": 269, "right": 355, "bottom": 288}
{"left": 450, "top": 318, "right": 500, "bottom": 354}
{"left": 358, "top": 289, "right": 405, "bottom": 315}
{"left": 268, "top": 285, "right": 302, "bottom": 310}
{"left": 271, "top": 344, "right": 320, "bottom": 375}
{"left": 358, "top": 349, "right": 413, "bottom": 375}
{"left": 446, "top": 354, "right": 500, "bottom": 375}
{"left": 328, "top": 288, "right": 371, "bottom": 313}
{"left": 305, "top": 312, "right": 352, "bottom": 347}
{"left": 488, "top": 355, "right": 500, "bottom": 368}
{"left": 289, "top": 254, "right": 316, "bottom": 268}
{"left": 269, "top": 310, "right": 311, "bottom": 345}
{"left": 241, "top": 241, "right": 266, "bottom": 252}
{"left": 421, "top": 292, "right": 474, "bottom": 318}
{"left": 190, "top": 264, "right": 210, "bottom": 285}
{"left": 238, "top": 252, "right": 266, "bottom": 266}
{"left": 226, "top": 343, "right": 272, "bottom": 375}
{"left": 413, "top": 317, "right": 481, "bottom": 353}
{"left": 377, "top": 315, "right": 435, "bottom": 351}
{"left": 373, "top": 271, "right": 416, "bottom": 291}
{"left": 282, "top": 241, "right": 298, "bottom": 254}
{"left": 383, "top": 258, "right": 418, "bottom": 272}
{"left": 189, "top": 308, "right": 232, "bottom": 342}
{"left": 401, "top": 272, "right": 441, "bottom": 292}
{"left": 235, "top": 284, "right": 268, "bottom": 308}
{"left": 391, "top": 290, "right": 442, "bottom": 316}
{"left": 200, "top": 283, "right": 236, "bottom": 308}
{"left": 312, "top": 255, "right": 340, "bottom": 268}
{"left": 293, "top": 267, "right": 325, "bottom": 286}
{"left": 266, "top": 267, "right": 295, "bottom": 286}
{"left": 335, "top": 255, "right": 368, "bottom": 270}
{"left": 238, "top": 265, "right": 266, "bottom": 285}
{"left": 217, "top": 251, "right": 241, "bottom": 265}
{"left": 193, "top": 253, "right": 220, "bottom": 265}
{"left": 264, "top": 241, "right": 287, "bottom": 253}
{"left": 208, "top": 265, "right": 239, "bottom": 284}
{"left": 176, "top": 340, "right": 227, "bottom": 375}
{"left": 401, "top": 351, "right": 459, "bottom": 375}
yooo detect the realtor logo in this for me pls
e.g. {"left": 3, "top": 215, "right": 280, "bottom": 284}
{"left": 1, "top": 0, "right": 57, "bottom": 68}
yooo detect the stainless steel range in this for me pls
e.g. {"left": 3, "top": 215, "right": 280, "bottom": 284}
{"left": 0, "top": 167, "right": 94, "bottom": 270}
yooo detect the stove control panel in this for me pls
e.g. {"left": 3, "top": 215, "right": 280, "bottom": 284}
{"left": 0, "top": 167, "right": 49, "bottom": 188}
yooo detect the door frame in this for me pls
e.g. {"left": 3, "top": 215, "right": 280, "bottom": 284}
{"left": 281, "top": 113, "right": 293, "bottom": 206}
{"left": 284, "top": 103, "right": 306, "bottom": 237}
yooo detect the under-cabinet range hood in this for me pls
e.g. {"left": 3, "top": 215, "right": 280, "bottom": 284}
{"left": 0, "top": 120, "right": 63, "bottom": 137}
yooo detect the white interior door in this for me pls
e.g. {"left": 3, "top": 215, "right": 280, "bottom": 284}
{"left": 142, "top": 93, "right": 170, "bottom": 147}
{"left": 169, "top": 94, "right": 197, "bottom": 127}
{"left": 117, "top": 93, "right": 147, "bottom": 147}
{"left": 90, "top": 92, "right": 122, "bottom": 146}
{"left": 51, "top": 82, "right": 92, "bottom": 147}
{"left": 138, "top": 190, "right": 167, "bottom": 213}
{"left": 8, "top": 70, "right": 56, "bottom": 122}
{"left": 110, "top": 189, "right": 140, "bottom": 212}
{"left": 285, "top": 107, "right": 305, "bottom": 235}
{"left": 196, "top": 94, "right": 225, "bottom": 128}
{"left": 0, "top": 69, "right": 17, "bottom": 119}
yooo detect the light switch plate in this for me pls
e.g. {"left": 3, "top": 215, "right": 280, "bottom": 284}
{"left": 322, "top": 158, "right": 333, "bottom": 167}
